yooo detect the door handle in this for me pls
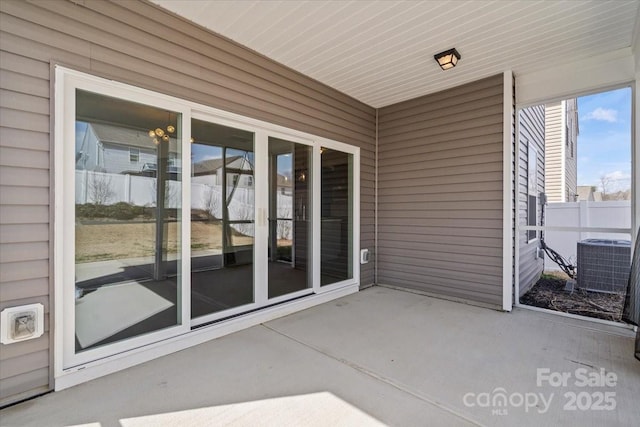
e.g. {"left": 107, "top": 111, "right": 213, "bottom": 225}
{"left": 258, "top": 208, "right": 268, "bottom": 227}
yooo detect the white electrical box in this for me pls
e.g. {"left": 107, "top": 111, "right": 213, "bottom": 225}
{"left": 360, "top": 249, "right": 370, "bottom": 264}
{"left": 1, "top": 303, "right": 44, "bottom": 345}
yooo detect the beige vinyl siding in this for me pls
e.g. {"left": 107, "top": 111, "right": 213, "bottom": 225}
{"left": 544, "top": 101, "right": 564, "bottom": 202}
{"left": 518, "top": 105, "right": 545, "bottom": 296}
{"left": 0, "top": 47, "right": 52, "bottom": 404}
{"left": 377, "top": 75, "right": 504, "bottom": 307}
{"left": 0, "top": 0, "right": 375, "bottom": 406}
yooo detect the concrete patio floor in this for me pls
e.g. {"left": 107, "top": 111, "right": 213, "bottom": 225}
{"left": 1, "top": 286, "right": 639, "bottom": 427}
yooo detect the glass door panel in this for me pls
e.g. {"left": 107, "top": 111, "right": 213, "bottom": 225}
{"left": 320, "top": 147, "right": 353, "bottom": 286}
{"left": 74, "top": 90, "right": 182, "bottom": 352}
{"left": 224, "top": 148, "right": 255, "bottom": 267}
{"left": 268, "top": 138, "right": 312, "bottom": 298}
{"left": 190, "top": 119, "right": 255, "bottom": 319}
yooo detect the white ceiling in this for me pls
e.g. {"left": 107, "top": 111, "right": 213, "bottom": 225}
{"left": 152, "top": 0, "right": 640, "bottom": 108}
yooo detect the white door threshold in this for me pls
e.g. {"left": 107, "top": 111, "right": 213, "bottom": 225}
{"left": 55, "top": 284, "right": 359, "bottom": 391}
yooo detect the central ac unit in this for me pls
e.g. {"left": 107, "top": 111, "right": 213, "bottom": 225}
{"left": 577, "top": 239, "right": 631, "bottom": 293}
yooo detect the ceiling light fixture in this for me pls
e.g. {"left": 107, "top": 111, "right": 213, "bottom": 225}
{"left": 434, "top": 48, "right": 460, "bottom": 70}
{"left": 148, "top": 125, "right": 175, "bottom": 145}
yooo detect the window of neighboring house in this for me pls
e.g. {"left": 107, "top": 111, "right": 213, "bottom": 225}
{"left": 566, "top": 124, "right": 574, "bottom": 158}
{"left": 566, "top": 111, "right": 576, "bottom": 158}
{"left": 247, "top": 176, "right": 253, "bottom": 187}
{"left": 129, "top": 147, "right": 139, "bottom": 163}
{"left": 570, "top": 139, "right": 574, "bottom": 158}
{"left": 528, "top": 144, "right": 538, "bottom": 242}
{"left": 232, "top": 174, "right": 239, "bottom": 186}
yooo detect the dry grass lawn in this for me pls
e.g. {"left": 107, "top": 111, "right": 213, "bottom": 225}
{"left": 76, "top": 221, "right": 253, "bottom": 263}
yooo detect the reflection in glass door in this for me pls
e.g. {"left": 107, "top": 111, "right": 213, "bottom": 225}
{"left": 321, "top": 147, "right": 353, "bottom": 286}
{"left": 60, "top": 68, "right": 361, "bottom": 375}
{"left": 74, "top": 90, "right": 182, "bottom": 353}
{"left": 223, "top": 148, "right": 255, "bottom": 267}
{"left": 268, "top": 138, "right": 312, "bottom": 299}
{"left": 190, "top": 119, "right": 255, "bottom": 319}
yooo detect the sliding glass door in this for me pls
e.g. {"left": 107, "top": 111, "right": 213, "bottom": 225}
{"left": 320, "top": 148, "right": 354, "bottom": 286}
{"left": 71, "top": 89, "right": 187, "bottom": 363}
{"left": 190, "top": 119, "right": 255, "bottom": 319}
{"left": 189, "top": 122, "right": 318, "bottom": 325}
{"left": 59, "top": 67, "right": 359, "bottom": 370}
{"left": 268, "top": 137, "right": 312, "bottom": 299}
{"left": 188, "top": 122, "right": 360, "bottom": 326}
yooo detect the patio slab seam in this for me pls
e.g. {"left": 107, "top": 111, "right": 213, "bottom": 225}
{"left": 260, "top": 323, "right": 486, "bottom": 427}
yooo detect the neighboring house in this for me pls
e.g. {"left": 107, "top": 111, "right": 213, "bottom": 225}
{"left": 519, "top": 99, "right": 578, "bottom": 295}
{"left": 193, "top": 155, "right": 254, "bottom": 188}
{"left": 577, "top": 185, "right": 604, "bottom": 202}
{"left": 77, "top": 122, "right": 180, "bottom": 174}
{"left": 276, "top": 173, "right": 293, "bottom": 196}
{"left": 518, "top": 105, "right": 546, "bottom": 296}
{"left": 544, "top": 99, "right": 579, "bottom": 203}
{"left": 193, "top": 156, "right": 292, "bottom": 194}
{"left": 192, "top": 155, "right": 293, "bottom": 194}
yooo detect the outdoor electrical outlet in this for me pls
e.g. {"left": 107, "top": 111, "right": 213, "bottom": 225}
{"left": 0, "top": 304, "right": 44, "bottom": 344}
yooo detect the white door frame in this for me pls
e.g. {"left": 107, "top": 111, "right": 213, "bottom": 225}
{"left": 55, "top": 68, "right": 194, "bottom": 369}
{"left": 54, "top": 66, "right": 360, "bottom": 384}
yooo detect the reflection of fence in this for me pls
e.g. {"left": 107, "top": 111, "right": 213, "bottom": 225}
{"left": 76, "top": 170, "right": 181, "bottom": 208}
{"left": 544, "top": 201, "right": 631, "bottom": 271}
{"left": 75, "top": 170, "right": 292, "bottom": 238}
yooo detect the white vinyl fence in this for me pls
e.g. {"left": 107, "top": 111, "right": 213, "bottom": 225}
{"left": 543, "top": 201, "right": 631, "bottom": 271}
{"left": 76, "top": 170, "right": 292, "bottom": 238}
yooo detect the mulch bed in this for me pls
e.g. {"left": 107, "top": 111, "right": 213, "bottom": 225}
{"left": 520, "top": 274, "right": 626, "bottom": 322}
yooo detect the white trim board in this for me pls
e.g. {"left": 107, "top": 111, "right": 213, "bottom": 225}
{"left": 502, "top": 70, "right": 514, "bottom": 312}
{"left": 634, "top": 79, "right": 640, "bottom": 245}
{"left": 516, "top": 48, "right": 635, "bottom": 107}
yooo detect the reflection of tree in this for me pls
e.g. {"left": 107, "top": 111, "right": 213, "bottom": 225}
{"left": 89, "top": 172, "right": 115, "bottom": 205}
{"left": 150, "top": 179, "right": 178, "bottom": 208}
{"left": 203, "top": 186, "right": 220, "bottom": 220}
{"left": 277, "top": 207, "right": 292, "bottom": 240}
{"left": 599, "top": 174, "right": 631, "bottom": 201}
{"left": 232, "top": 203, "right": 254, "bottom": 236}
{"left": 599, "top": 175, "right": 611, "bottom": 199}
{"left": 604, "top": 190, "right": 631, "bottom": 201}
